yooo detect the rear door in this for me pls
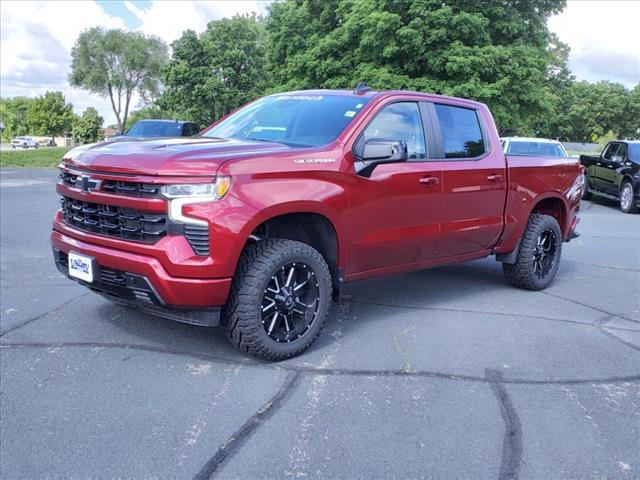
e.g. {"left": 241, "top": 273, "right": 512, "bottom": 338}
{"left": 427, "top": 102, "right": 507, "bottom": 257}
{"left": 347, "top": 100, "right": 443, "bottom": 274}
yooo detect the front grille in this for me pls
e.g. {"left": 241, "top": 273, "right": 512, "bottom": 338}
{"left": 60, "top": 196, "right": 167, "bottom": 243}
{"left": 59, "top": 171, "right": 161, "bottom": 197}
{"left": 102, "top": 179, "right": 161, "bottom": 197}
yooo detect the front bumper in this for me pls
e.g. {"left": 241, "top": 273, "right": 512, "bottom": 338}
{"left": 52, "top": 230, "right": 232, "bottom": 326}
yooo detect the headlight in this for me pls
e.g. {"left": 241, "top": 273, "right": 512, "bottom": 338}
{"left": 161, "top": 176, "right": 231, "bottom": 199}
{"left": 162, "top": 176, "right": 231, "bottom": 226}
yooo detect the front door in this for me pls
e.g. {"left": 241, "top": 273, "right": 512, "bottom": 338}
{"left": 591, "top": 143, "right": 620, "bottom": 193}
{"left": 347, "top": 101, "right": 443, "bottom": 274}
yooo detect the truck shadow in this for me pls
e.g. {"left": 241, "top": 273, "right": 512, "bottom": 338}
{"left": 98, "top": 256, "right": 535, "bottom": 362}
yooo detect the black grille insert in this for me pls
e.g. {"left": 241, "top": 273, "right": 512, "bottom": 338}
{"left": 59, "top": 171, "right": 161, "bottom": 197}
{"left": 61, "top": 196, "right": 167, "bottom": 243}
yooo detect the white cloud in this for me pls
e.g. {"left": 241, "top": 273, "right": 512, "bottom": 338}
{"left": 0, "top": 0, "right": 262, "bottom": 128}
{"left": 123, "top": 1, "right": 261, "bottom": 44}
{"left": 549, "top": 0, "right": 640, "bottom": 88}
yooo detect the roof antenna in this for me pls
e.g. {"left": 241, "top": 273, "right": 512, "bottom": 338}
{"left": 353, "top": 82, "right": 372, "bottom": 95}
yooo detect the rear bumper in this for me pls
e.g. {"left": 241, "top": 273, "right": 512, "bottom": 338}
{"left": 52, "top": 230, "right": 232, "bottom": 326}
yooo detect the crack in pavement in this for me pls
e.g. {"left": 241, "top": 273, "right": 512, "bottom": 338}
{"left": 192, "top": 371, "right": 302, "bottom": 480}
{"left": 1, "top": 342, "right": 638, "bottom": 385}
{"left": 597, "top": 316, "right": 640, "bottom": 353}
{"left": 343, "top": 298, "right": 638, "bottom": 332}
{"left": 0, "top": 292, "right": 91, "bottom": 337}
{"left": 539, "top": 291, "right": 640, "bottom": 325}
{"left": 487, "top": 369, "right": 523, "bottom": 480}
{"left": 562, "top": 260, "right": 640, "bottom": 273}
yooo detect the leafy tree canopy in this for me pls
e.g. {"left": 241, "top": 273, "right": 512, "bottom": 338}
{"left": 0, "top": 97, "right": 33, "bottom": 142}
{"left": 72, "top": 107, "right": 104, "bottom": 144}
{"left": 265, "top": 0, "right": 568, "bottom": 134}
{"left": 27, "top": 91, "right": 75, "bottom": 140}
{"left": 159, "top": 14, "right": 267, "bottom": 126}
{"left": 69, "top": 27, "right": 168, "bottom": 133}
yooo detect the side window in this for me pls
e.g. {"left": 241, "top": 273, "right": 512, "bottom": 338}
{"left": 362, "top": 102, "right": 427, "bottom": 159}
{"left": 603, "top": 143, "right": 619, "bottom": 160}
{"left": 616, "top": 144, "right": 627, "bottom": 160}
{"left": 191, "top": 124, "right": 200, "bottom": 135}
{"left": 435, "top": 104, "right": 486, "bottom": 158}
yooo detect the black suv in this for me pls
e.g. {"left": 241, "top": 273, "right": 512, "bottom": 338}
{"left": 120, "top": 120, "right": 200, "bottom": 139}
{"left": 581, "top": 140, "right": 640, "bottom": 213}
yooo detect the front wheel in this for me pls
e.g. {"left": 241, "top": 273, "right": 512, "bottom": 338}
{"left": 222, "top": 239, "right": 332, "bottom": 361}
{"left": 619, "top": 181, "right": 638, "bottom": 214}
{"left": 503, "top": 214, "right": 562, "bottom": 291}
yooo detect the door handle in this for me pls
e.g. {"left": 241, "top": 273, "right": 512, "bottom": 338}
{"left": 419, "top": 176, "right": 439, "bottom": 186}
{"left": 486, "top": 174, "right": 503, "bottom": 182}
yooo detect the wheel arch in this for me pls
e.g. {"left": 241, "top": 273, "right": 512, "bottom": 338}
{"left": 240, "top": 205, "right": 344, "bottom": 293}
{"left": 528, "top": 193, "right": 569, "bottom": 238}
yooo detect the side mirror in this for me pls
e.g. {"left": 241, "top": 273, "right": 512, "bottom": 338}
{"left": 355, "top": 138, "right": 408, "bottom": 175}
{"left": 611, "top": 155, "right": 623, "bottom": 163}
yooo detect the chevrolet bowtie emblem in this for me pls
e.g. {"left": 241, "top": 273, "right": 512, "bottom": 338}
{"left": 76, "top": 175, "right": 102, "bottom": 192}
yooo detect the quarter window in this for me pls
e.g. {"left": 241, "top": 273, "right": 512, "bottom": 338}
{"left": 435, "top": 104, "right": 486, "bottom": 158}
{"left": 361, "top": 102, "right": 427, "bottom": 159}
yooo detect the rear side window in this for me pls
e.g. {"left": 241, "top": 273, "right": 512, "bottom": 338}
{"left": 435, "top": 104, "right": 485, "bottom": 158}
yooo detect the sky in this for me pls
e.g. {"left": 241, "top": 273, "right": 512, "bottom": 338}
{"left": 1, "top": 0, "right": 639, "bottom": 128}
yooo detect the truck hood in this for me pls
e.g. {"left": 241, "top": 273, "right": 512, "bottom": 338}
{"left": 63, "top": 137, "right": 291, "bottom": 176}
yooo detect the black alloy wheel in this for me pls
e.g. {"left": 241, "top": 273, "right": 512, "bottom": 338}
{"left": 261, "top": 262, "right": 320, "bottom": 343}
{"left": 223, "top": 238, "right": 332, "bottom": 361}
{"left": 532, "top": 228, "right": 558, "bottom": 279}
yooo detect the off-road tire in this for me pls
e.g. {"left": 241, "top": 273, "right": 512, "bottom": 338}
{"left": 619, "top": 181, "right": 638, "bottom": 214}
{"left": 503, "top": 214, "right": 562, "bottom": 291}
{"left": 222, "top": 239, "right": 332, "bottom": 361}
{"left": 581, "top": 172, "right": 592, "bottom": 200}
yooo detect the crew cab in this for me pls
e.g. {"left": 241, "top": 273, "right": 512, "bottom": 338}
{"left": 580, "top": 140, "right": 640, "bottom": 213}
{"left": 51, "top": 87, "right": 582, "bottom": 360}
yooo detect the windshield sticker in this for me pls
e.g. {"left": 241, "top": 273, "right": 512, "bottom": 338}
{"left": 355, "top": 103, "right": 363, "bottom": 109}
{"left": 294, "top": 158, "right": 336, "bottom": 164}
{"left": 344, "top": 110, "right": 356, "bottom": 118}
{"left": 276, "top": 95, "right": 324, "bottom": 101}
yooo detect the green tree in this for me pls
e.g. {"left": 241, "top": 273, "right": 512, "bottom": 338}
{"left": 622, "top": 84, "right": 640, "bottom": 139}
{"left": 160, "top": 14, "right": 267, "bottom": 126}
{"left": 265, "top": 0, "right": 567, "bottom": 134}
{"left": 72, "top": 107, "right": 104, "bottom": 144}
{"left": 69, "top": 27, "right": 168, "bottom": 133}
{"left": 26, "top": 91, "right": 75, "bottom": 142}
{"left": 0, "top": 97, "right": 34, "bottom": 142}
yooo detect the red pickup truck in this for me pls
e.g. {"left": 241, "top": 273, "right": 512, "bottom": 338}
{"left": 52, "top": 87, "right": 582, "bottom": 360}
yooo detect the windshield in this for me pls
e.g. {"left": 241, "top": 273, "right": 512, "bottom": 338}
{"left": 508, "top": 141, "right": 567, "bottom": 157}
{"left": 126, "top": 121, "right": 183, "bottom": 138}
{"left": 204, "top": 94, "right": 371, "bottom": 147}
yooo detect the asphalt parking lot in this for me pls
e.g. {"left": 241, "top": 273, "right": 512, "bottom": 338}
{"left": 1, "top": 167, "right": 639, "bottom": 479}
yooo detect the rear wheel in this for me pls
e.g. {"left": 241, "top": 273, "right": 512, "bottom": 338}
{"left": 619, "top": 181, "right": 638, "bottom": 214}
{"left": 222, "top": 239, "right": 332, "bottom": 361}
{"left": 503, "top": 214, "right": 562, "bottom": 291}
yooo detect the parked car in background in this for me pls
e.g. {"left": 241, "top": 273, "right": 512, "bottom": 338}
{"left": 501, "top": 137, "right": 569, "bottom": 158}
{"left": 116, "top": 120, "right": 200, "bottom": 140}
{"left": 52, "top": 87, "right": 582, "bottom": 360}
{"left": 580, "top": 140, "right": 640, "bottom": 213}
{"left": 11, "top": 136, "right": 38, "bottom": 149}
{"left": 38, "top": 138, "right": 56, "bottom": 147}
